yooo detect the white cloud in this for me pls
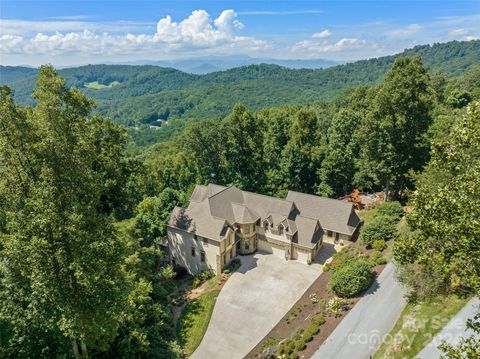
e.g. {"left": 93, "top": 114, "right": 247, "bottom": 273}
{"left": 237, "top": 10, "right": 323, "bottom": 16}
{"left": 387, "top": 24, "right": 422, "bottom": 37}
{"left": 0, "top": 19, "right": 154, "bottom": 36}
{"left": 0, "top": 10, "right": 268, "bottom": 59}
{"left": 312, "top": 30, "right": 331, "bottom": 38}
{"left": 448, "top": 28, "right": 479, "bottom": 41}
{"left": 295, "top": 37, "right": 376, "bottom": 55}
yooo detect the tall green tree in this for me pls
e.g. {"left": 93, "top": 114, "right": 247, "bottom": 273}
{"left": 0, "top": 67, "right": 131, "bottom": 358}
{"left": 317, "top": 108, "right": 362, "bottom": 197}
{"left": 394, "top": 101, "right": 480, "bottom": 292}
{"left": 259, "top": 106, "right": 295, "bottom": 195}
{"left": 280, "top": 108, "right": 322, "bottom": 194}
{"left": 135, "top": 188, "right": 186, "bottom": 247}
{"left": 356, "top": 57, "right": 434, "bottom": 199}
{"left": 224, "top": 103, "right": 265, "bottom": 191}
{"left": 180, "top": 118, "right": 227, "bottom": 184}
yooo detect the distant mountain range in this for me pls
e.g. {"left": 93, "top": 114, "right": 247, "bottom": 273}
{"left": 112, "top": 55, "right": 340, "bottom": 74}
{"left": 1, "top": 40, "right": 479, "bottom": 127}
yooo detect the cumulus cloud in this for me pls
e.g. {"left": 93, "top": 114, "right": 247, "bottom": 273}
{"left": 0, "top": 10, "right": 268, "bottom": 58}
{"left": 295, "top": 36, "right": 376, "bottom": 55}
{"left": 312, "top": 29, "right": 331, "bottom": 38}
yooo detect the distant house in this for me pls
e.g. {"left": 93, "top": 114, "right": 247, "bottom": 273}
{"left": 167, "top": 184, "right": 362, "bottom": 275}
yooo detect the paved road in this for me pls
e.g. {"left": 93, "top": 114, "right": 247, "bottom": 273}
{"left": 191, "top": 252, "right": 321, "bottom": 359}
{"left": 417, "top": 297, "right": 480, "bottom": 359}
{"left": 312, "top": 262, "right": 406, "bottom": 359}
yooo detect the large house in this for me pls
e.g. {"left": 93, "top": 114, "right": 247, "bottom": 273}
{"left": 167, "top": 184, "right": 362, "bottom": 275}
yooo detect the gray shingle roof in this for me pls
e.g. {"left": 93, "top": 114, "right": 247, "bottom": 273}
{"left": 168, "top": 184, "right": 361, "bottom": 245}
{"left": 286, "top": 191, "right": 361, "bottom": 235}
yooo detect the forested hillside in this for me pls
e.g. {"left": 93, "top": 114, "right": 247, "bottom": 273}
{"left": 1, "top": 40, "right": 479, "bottom": 357}
{"left": 2, "top": 40, "right": 479, "bottom": 127}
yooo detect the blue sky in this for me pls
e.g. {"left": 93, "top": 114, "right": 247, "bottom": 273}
{"left": 1, "top": 1, "right": 479, "bottom": 66}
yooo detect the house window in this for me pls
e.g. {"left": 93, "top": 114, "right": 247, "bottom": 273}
{"left": 327, "top": 230, "right": 333, "bottom": 237}
{"left": 335, "top": 232, "right": 340, "bottom": 243}
{"left": 203, "top": 237, "right": 208, "bottom": 246}
{"left": 245, "top": 240, "right": 250, "bottom": 251}
{"left": 191, "top": 247, "right": 195, "bottom": 257}
{"left": 201, "top": 250, "right": 206, "bottom": 263}
{"left": 278, "top": 226, "right": 284, "bottom": 235}
{"left": 223, "top": 254, "right": 226, "bottom": 265}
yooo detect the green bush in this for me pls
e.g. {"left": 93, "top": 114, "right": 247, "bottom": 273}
{"left": 289, "top": 353, "right": 299, "bottom": 359}
{"left": 222, "top": 269, "right": 231, "bottom": 274}
{"left": 295, "top": 339, "right": 306, "bottom": 351}
{"left": 329, "top": 257, "right": 373, "bottom": 297}
{"left": 328, "top": 251, "right": 358, "bottom": 271}
{"left": 284, "top": 339, "right": 295, "bottom": 355}
{"left": 376, "top": 256, "right": 388, "bottom": 265}
{"left": 277, "top": 343, "right": 284, "bottom": 355}
{"left": 312, "top": 315, "right": 326, "bottom": 326}
{"left": 303, "top": 322, "right": 320, "bottom": 342}
{"left": 372, "top": 239, "right": 387, "bottom": 252}
{"left": 361, "top": 215, "right": 397, "bottom": 247}
{"left": 369, "top": 250, "right": 382, "bottom": 266}
{"left": 192, "top": 269, "right": 213, "bottom": 288}
{"left": 375, "top": 201, "right": 404, "bottom": 221}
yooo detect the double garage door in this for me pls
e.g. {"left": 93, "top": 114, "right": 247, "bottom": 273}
{"left": 258, "top": 239, "right": 285, "bottom": 258}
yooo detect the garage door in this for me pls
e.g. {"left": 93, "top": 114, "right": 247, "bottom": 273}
{"left": 296, "top": 249, "right": 309, "bottom": 263}
{"left": 271, "top": 245, "right": 285, "bottom": 259}
{"left": 258, "top": 239, "right": 273, "bottom": 253}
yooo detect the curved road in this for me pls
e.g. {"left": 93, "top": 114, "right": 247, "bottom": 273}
{"left": 312, "top": 262, "right": 406, "bottom": 359}
{"left": 417, "top": 297, "right": 480, "bottom": 359}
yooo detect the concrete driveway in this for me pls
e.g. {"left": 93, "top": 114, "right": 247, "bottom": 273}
{"left": 191, "top": 252, "right": 321, "bottom": 359}
{"left": 312, "top": 263, "right": 406, "bottom": 359}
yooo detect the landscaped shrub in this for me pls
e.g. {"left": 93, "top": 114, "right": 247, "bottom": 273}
{"left": 372, "top": 239, "right": 387, "bottom": 252}
{"left": 326, "top": 297, "right": 343, "bottom": 316}
{"left": 192, "top": 269, "right": 213, "bottom": 288}
{"left": 376, "top": 256, "right": 388, "bottom": 265}
{"left": 284, "top": 339, "right": 295, "bottom": 355}
{"left": 361, "top": 215, "right": 397, "bottom": 247}
{"left": 303, "top": 321, "right": 320, "bottom": 342}
{"left": 375, "top": 201, "right": 404, "bottom": 221}
{"left": 289, "top": 353, "right": 299, "bottom": 359}
{"left": 295, "top": 339, "right": 306, "bottom": 351}
{"left": 328, "top": 251, "right": 358, "bottom": 271}
{"left": 329, "top": 257, "right": 373, "bottom": 297}
{"left": 312, "top": 315, "right": 326, "bottom": 326}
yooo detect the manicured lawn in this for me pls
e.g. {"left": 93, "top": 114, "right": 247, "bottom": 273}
{"left": 177, "top": 290, "right": 220, "bottom": 356}
{"left": 373, "top": 295, "right": 470, "bottom": 359}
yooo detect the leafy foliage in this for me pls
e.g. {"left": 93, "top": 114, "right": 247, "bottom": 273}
{"left": 328, "top": 257, "right": 373, "bottom": 297}
{"left": 360, "top": 215, "right": 397, "bottom": 247}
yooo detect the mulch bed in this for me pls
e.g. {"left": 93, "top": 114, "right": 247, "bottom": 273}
{"left": 247, "top": 262, "right": 387, "bottom": 358}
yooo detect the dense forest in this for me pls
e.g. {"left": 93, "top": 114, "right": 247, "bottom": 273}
{"left": 2, "top": 40, "right": 479, "bottom": 129}
{"left": 0, "top": 39, "right": 479, "bottom": 357}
